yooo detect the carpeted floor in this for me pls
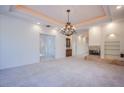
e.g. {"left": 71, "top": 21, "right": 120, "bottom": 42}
{"left": 0, "top": 57, "right": 124, "bottom": 87}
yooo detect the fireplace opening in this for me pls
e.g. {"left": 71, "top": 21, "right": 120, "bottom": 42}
{"left": 89, "top": 46, "right": 100, "bottom": 56}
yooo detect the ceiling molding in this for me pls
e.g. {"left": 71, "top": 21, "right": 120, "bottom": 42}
{"left": 74, "top": 15, "right": 108, "bottom": 27}
{"left": 74, "top": 6, "right": 108, "bottom": 27}
{"left": 15, "top": 5, "right": 65, "bottom": 25}
{"left": 14, "top": 5, "right": 111, "bottom": 29}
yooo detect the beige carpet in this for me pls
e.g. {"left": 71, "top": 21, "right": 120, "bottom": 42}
{"left": 0, "top": 57, "right": 124, "bottom": 87}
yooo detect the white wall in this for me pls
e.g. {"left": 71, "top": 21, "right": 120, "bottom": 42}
{"left": 0, "top": 14, "right": 89, "bottom": 69}
{"left": 89, "top": 19, "right": 124, "bottom": 58}
{"left": 89, "top": 26, "right": 101, "bottom": 46}
{"left": 0, "top": 15, "right": 66, "bottom": 69}
{"left": 102, "top": 21, "right": 124, "bottom": 58}
{"left": 0, "top": 15, "right": 40, "bottom": 69}
{"left": 55, "top": 34, "right": 66, "bottom": 59}
{"left": 102, "top": 21, "right": 124, "bottom": 52}
{"left": 77, "top": 35, "right": 89, "bottom": 56}
{"left": 72, "top": 33, "right": 89, "bottom": 56}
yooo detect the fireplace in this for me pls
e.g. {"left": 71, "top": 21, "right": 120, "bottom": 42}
{"left": 89, "top": 46, "right": 100, "bottom": 56}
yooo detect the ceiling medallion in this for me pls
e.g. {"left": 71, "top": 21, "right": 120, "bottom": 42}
{"left": 60, "top": 9, "right": 76, "bottom": 36}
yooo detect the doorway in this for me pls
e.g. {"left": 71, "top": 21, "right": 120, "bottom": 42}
{"left": 40, "top": 34, "right": 55, "bottom": 61}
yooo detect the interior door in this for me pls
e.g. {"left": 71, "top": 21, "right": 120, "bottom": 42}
{"left": 40, "top": 34, "right": 55, "bottom": 61}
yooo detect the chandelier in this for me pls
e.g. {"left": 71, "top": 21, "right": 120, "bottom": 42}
{"left": 60, "top": 9, "right": 76, "bottom": 36}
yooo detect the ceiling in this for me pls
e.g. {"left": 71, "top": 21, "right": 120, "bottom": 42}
{"left": 27, "top": 5, "right": 105, "bottom": 24}
{"left": 109, "top": 5, "right": 124, "bottom": 20}
{"left": 0, "top": 5, "right": 124, "bottom": 31}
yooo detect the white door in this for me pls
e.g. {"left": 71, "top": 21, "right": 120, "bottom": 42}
{"left": 40, "top": 34, "right": 55, "bottom": 61}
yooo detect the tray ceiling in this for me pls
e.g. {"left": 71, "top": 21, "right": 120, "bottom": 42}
{"left": 0, "top": 5, "right": 123, "bottom": 30}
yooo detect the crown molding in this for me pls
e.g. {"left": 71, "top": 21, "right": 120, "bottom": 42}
{"left": 15, "top": 5, "right": 65, "bottom": 26}
{"left": 12, "top": 5, "right": 111, "bottom": 29}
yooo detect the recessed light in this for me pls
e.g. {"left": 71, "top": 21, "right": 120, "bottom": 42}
{"left": 37, "top": 22, "right": 40, "bottom": 25}
{"left": 116, "top": 5, "right": 122, "bottom": 10}
{"left": 51, "top": 29, "right": 57, "bottom": 35}
{"left": 109, "top": 34, "right": 115, "bottom": 37}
